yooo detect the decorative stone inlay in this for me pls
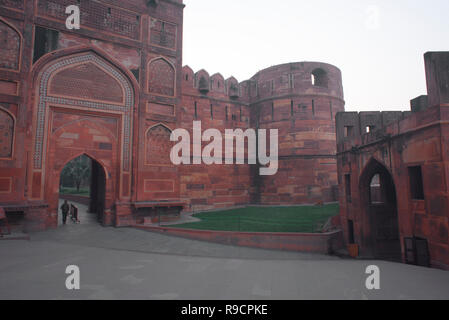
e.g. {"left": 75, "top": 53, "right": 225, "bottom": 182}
{"left": 34, "top": 52, "right": 134, "bottom": 171}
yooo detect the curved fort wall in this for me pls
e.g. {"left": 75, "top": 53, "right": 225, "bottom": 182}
{"left": 249, "top": 62, "right": 345, "bottom": 204}
{"left": 180, "top": 62, "right": 345, "bottom": 210}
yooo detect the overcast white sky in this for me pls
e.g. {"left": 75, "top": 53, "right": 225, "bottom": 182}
{"left": 182, "top": 0, "right": 449, "bottom": 111}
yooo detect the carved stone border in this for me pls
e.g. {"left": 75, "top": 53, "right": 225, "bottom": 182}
{"left": 34, "top": 52, "right": 134, "bottom": 172}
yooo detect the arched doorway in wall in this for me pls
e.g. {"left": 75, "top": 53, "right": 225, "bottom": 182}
{"left": 59, "top": 154, "right": 106, "bottom": 225}
{"left": 29, "top": 48, "right": 137, "bottom": 228}
{"left": 360, "top": 158, "right": 402, "bottom": 261}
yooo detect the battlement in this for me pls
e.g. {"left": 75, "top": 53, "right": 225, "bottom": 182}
{"left": 250, "top": 62, "right": 344, "bottom": 102}
{"left": 182, "top": 61, "right": 344, "bottom": 105}
{"left": 336, "top": 51, "right": 449, "bottom": 151}
{"left": 182, "top": 65, "right": 247, "bottom": 100}
{"left": 336, "top": 111, "right": 411, "bottom": 144}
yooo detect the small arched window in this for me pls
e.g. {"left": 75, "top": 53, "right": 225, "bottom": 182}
{"left": 198, "top": 76, "right": 209, "bottom": 93}
{"left": 0, "top": 108, "right": 14, "bottom": 158}
{"left": 145, "top": 125, "right": 172, "bottom": 165}
{"left": 148, "top": 58, "right": 175, "bottom": 96}
{"left": 311, "top": 68, "right": 328, "bottom": 88}
{"left": 370, "top": 174, "right": 383, "bottom": 204}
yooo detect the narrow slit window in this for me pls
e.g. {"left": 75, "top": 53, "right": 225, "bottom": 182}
{"left": 348, "top": 220, "right": 355, "bottom": 244}
{"left": 409, "top": 166, "right": 424, "bottom": 200}
{"left": 366, "top": 125, "right": 375, "bottom": 133}
{"left": 289, "top": 74, "right": 294, "bottom": 88}
{"left": 345, "top": 174, "right": 352, "bottom": 203}
{"left": 33, "top": 26, "right": 59, "bottom": 63}
{"left": 344, "top": 126, "right": 354, "bottom": 137}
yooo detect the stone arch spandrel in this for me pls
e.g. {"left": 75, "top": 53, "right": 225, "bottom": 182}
{"left": 48, "top": 62, "right": 125, "bottom": 105}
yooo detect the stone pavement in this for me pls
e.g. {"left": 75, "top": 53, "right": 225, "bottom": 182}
{"left": 0, "top": 201, "right": 448, "bottom": 300}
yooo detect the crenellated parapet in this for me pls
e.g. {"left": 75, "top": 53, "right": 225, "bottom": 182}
{"left": 182, "top": 65, "right": 247, "bottom": 100}
{"left": 249, "top": 62, "right": 344, "bottom": 103}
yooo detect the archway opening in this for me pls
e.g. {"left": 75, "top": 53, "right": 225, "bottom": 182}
{"left": 311, "top": 68, "right": 328, "bottom": 88}
{"left": 59, "top": 155, "right": 106, "bottom": 225}
{"left": 361, "top": 160, "right": 401, "bottom": 261}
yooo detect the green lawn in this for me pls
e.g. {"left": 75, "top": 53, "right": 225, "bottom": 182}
{"left": 170, "top": 204, "right": 339, "bottom": 233}
{"left": 60, "top": 187, "right": 90, "bottom": 196}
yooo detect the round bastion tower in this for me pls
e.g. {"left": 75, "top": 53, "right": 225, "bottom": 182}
{"left": 250, "top": 62, "right": 345, "bottom": 204}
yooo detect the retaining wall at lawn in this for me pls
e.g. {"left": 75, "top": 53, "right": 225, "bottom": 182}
{"left": 134, "top": 225, "right": 344, "bottom": 254}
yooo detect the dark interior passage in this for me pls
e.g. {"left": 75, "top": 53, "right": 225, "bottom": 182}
{"left": 361, "top": 159, "right": 402, "bottom": 261}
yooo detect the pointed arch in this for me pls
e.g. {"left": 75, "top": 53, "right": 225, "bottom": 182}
{"left": 359, "top": 157, "right": 401, "bottom": 260}
{"left": 0, "top": 106, "right": 16, "bottom": 159}
{"left": 0, "top": 17, "right": 22, "bottom": 71}
{"left": 182, "top": 65, "right": 194, "bottom": 86}
{"left": 211, "top": 73, "right": 225, "bottom": 92}
{"left": 145, "top": 123, "right": 174, "bottom": 166}
{"left": 59, "top": 151, "right": 110, "bottom": 182}
{"left": 145, "top": 122, "right": 174, "bottom": 133}
{"left": 31, "top": 48, "right": 135, "bottom": 172}
{"left": 147, "top": 56, "right": 176, "bottom": 97}
{"left": 59, "top": 152, "right": 108, "bottom": 224}
{"left": 359, "top": 158, "right": 395, "bottom": 196}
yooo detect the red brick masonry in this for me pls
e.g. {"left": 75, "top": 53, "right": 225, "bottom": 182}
{"left": 134, "top": 225, "right": 344, "bottom": 255}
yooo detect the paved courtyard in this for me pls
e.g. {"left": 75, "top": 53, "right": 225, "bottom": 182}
{"left": 0, "top": 202, "right": 448, "bottom": 300}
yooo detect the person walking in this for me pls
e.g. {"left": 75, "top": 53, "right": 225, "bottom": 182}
{"left": 61, "top": 200, "right": 70, "bottom": 225}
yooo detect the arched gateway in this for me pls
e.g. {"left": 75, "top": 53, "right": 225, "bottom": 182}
{"left": 29, "top": 48, "right": 137, "bottom": 227}
{"left": 359, "top": 158, "right": 402, "bottom": 261}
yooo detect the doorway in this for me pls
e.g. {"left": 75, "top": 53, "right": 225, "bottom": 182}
{"left": 59, "top": 155, "right": 106, "bottom": 225}
{"left": 360, "top": 159, "right": 402, "bottom": 261}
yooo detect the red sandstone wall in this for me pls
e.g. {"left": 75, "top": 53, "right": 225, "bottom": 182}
{"left": 336, "top": 105, "right": 449, "bottom": 269}
{"left": 179, "top": 66, "right": 252, "bottom": 211}
{"left": 251, "top": 63, "right": 345, "bottom": 204}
